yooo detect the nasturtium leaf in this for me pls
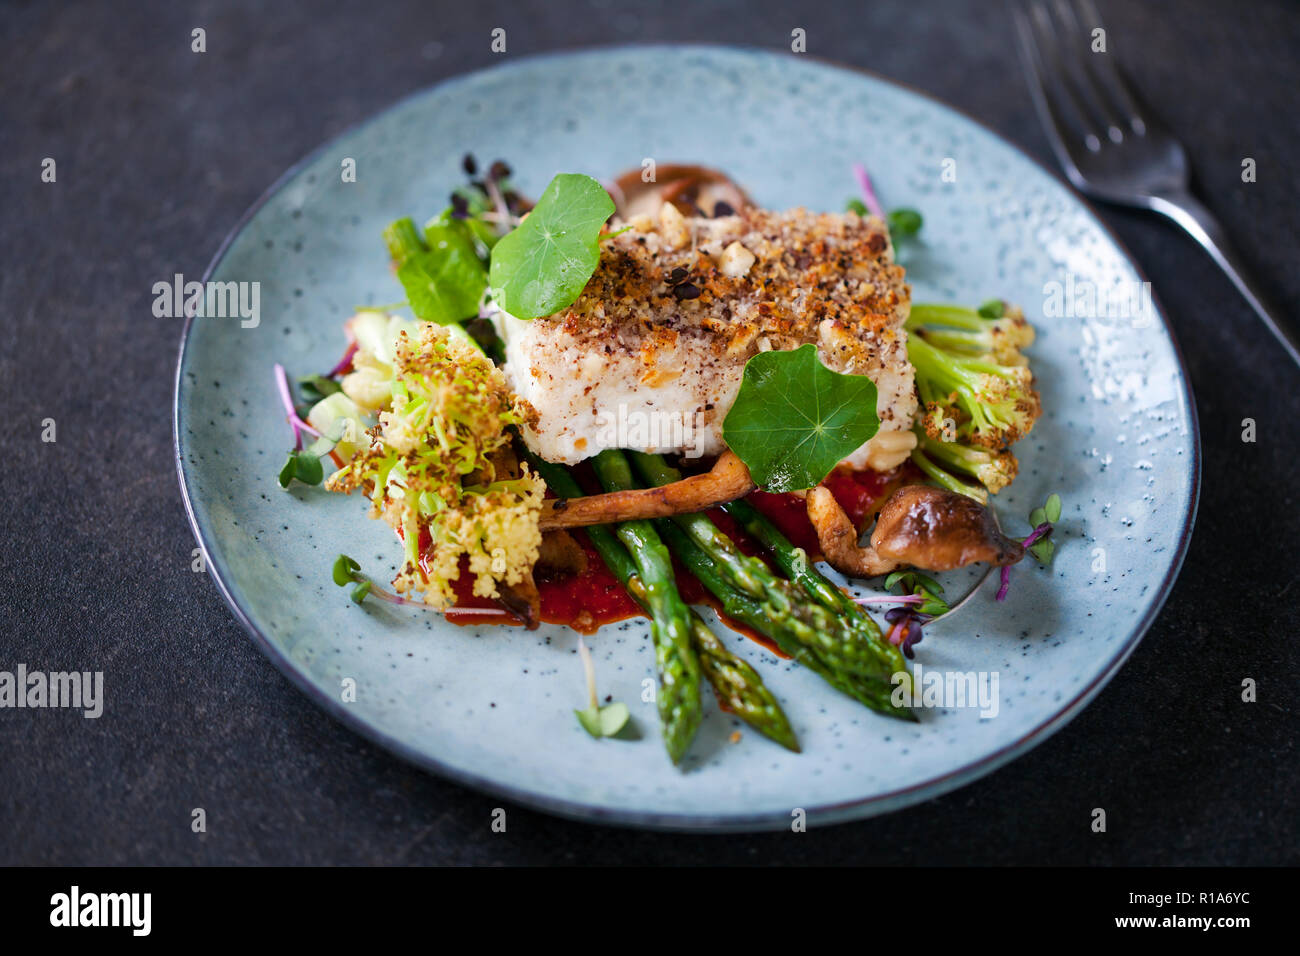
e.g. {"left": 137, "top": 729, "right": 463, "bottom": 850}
{"left": 488, "top": 173, "right": 615, "bottom": 319}
{"left": 576, "top": 702, "right": 630, "bottom": 739}
{"left": 722, "top": 344, "right": 880, "bottom": 492}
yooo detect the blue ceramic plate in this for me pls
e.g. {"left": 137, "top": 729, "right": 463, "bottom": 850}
{"left": 175, "top": 46, "right": 1199, "bottom": 830}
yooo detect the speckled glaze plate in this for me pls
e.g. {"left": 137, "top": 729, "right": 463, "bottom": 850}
{"left": 175, "top": 46, "right": 1199, "bottom": 830}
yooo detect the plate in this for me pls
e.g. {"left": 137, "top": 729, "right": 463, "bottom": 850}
{"left": 175, "top": 46, "right": 1199, "bottom": 830}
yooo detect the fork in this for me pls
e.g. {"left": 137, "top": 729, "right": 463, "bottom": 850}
{"left": 1012, "top": 0, "right": 1300, "bottom": 368}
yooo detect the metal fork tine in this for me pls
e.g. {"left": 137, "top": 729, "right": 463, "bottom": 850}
{"left": 1069, "top": 0, "right": 1148, "bottom": 133}
{"left": 1051, "top": 0, "right": 1127, "bottom": 142}
{"left": 1021, "top": 0, "right": 1103, "bottom": 151}
{"left": 1012, "top": 3, "right": 1076, "bottom": 162}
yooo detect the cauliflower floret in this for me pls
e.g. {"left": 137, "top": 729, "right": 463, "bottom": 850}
{"left": 327, "top": 323, "right": 542, "bottom": 608}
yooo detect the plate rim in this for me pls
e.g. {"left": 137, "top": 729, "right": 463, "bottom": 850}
{"left": 173, "top": 43, "right": 1202, "bottom": 832}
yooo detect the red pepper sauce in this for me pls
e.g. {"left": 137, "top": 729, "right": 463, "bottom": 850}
{"left": 440, "top": 462, "right": 913, "bottom": 653}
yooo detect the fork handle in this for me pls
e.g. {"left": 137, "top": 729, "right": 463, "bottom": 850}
{"left": 1147, "top": 191, "right": 1300, "bottom": 368}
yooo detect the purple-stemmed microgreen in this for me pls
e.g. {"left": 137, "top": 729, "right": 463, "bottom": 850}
{"left": 852, "top": 162, "right": 887, "bottom": 220}
{"left": 574, "top": 638, "right": 630, "bottom": 739}
{"left": 325, "top": 341, "right": 358, "bottom": 379}
{"left": 883, "top": 606, "right": 933, "bottom": 660}
{"left": 274, "top": 363, "right": 331, "bottom": 488}
{"left": 850, "top": 161, "right": 924, "bottom": 247}
{"left": 855, "top": 571, "right": 951, "bottom": 660}
{"left": 996, "top": 493, "right": 1062, "bottom": 601}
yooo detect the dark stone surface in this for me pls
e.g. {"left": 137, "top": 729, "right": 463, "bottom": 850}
{"left": 2, "top": 0, "right": 1297, "bottom": 865}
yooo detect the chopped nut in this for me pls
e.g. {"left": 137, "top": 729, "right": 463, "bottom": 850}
{"left": 658, "top": 201, "right": 690, "bottom": 250}
{"left": 718, "top": 240, "right": 756, "bottom": 278}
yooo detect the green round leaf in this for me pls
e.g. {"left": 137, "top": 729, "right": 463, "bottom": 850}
{"left": 278, "top": 453, "right": 298, "bottom": 489}
{"left": 294, "top": 452, "right": 324, "bottom": 485}
{"left": 488, "top": 173, "right": 615, "bottom": 319}
{"left": 723, "top": 344, "right": 880, "bottom": 492}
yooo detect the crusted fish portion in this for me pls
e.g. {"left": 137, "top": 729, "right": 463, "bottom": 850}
{"left": 497, "top": 203, "right": 918, "bottom": 469}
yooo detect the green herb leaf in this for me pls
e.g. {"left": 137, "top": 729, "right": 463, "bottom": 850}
{"left": 845, "top": 198, "right": 869, "bottom": 216}
{"left": 977, "top": 298, "right": 1005, "bottom": 319}
{"left": 386, "top": 213, "right": 488, "bottom": 324}
{"left": 1029, "top": 507, "right": 1047, "bottom": 527}
{"left": 1044, "top": 492, "right": 1062, "bottom": 524}
{"left": 333, "top": 554, "right": 361, "bottom": 587}
{"left": 298, "top": 374, "right": 341, "bottom": 404}
{"left": 722, "top": 344, "right": 880, "bottom": 492}
{"left": 488, "top": 173, "right": 615, "bottom": 319}
{"left": 1028, "top": 539, "right": 1056, "bottom": 566}
{"left": 350, "top": 580, "right": 372, "bottom": 604}
{"left": 575, "top": 702, "right": 630, "bottom": 739}
{"left": 294, "top": 452, "right": 324, "bottom": 485}
{"left": 278, "top": 453, "right": 298, "bottom": 489}
{"left": 887, "top": 208, "right": 923, "bottom": 243}
{"left": 885, "top": 569, "right": 950, "bottom": 615}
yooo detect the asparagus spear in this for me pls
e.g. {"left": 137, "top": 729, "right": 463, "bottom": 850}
{"left": 586, "top": 451, "right": 701, "bottom": 763}
{"left": 722, "top": 497, "right": 909, "bottom": 677}
{"left": 655, "top": 520, "right": 911, "bottom": 719}
{"left": 525, "top": 449, "right": 797, "bottom": 752}
{"left": 629, "top": 454, "right": 903, "bottom": 679}
{"left": 628, "top": 452, "right": 913, "bottom": 720}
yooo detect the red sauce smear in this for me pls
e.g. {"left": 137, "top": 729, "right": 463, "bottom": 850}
{"left": 439, "top": 461, "right": 914, "bottom": 654}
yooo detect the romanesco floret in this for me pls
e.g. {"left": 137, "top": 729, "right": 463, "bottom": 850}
{"left": 326, "top": 323, "right": 543, "bottom": 608}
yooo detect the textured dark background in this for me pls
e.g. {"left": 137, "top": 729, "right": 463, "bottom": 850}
{"left": 2, "top": 0, "right": 1297, "bottom": 865}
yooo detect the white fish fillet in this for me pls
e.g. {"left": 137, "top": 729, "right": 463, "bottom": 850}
{"left": 498, "top": 203, "right": 917, "bottom": 470}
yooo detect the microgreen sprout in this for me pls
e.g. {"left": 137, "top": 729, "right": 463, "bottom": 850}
{"left": 882, "top": 606, "right": 933, "bottom": 660}
{"left": 884, "top": 570, "right": 951, "bottom": 616}
{"left": 330, "top": 554, "right": 523, "bottom": 616}
{"left": 851, "top": 162, "right": 887, "bottom": 220}
{"left": 851, "top": 161, "right": 924, "bottom": 246}
{"left": 996, "top": 493, "right": 1061, "bottom": 601}
{"left": 297, "top": 373, "right": 341, "bottom": 408}
{"left": 886, "top": 208, "right": 923, "bottom": 243}
{"left": 274, "top": 363, "right": 333, "bottom": 488}
{"left": 325, "top": 341, "right": 359, "bottom": 379}
{"left": 574, "top": 638, "right": 630, "bottom": 739}
{"left": 854, "top": 572, "right": 950, "bottom": 660}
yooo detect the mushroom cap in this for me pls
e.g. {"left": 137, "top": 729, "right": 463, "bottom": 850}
{"left": 870, "top": 485, "right": 1024, "bottom": 571}
{"left": 610, "top": 164, "right": 752, "bottom": 221}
